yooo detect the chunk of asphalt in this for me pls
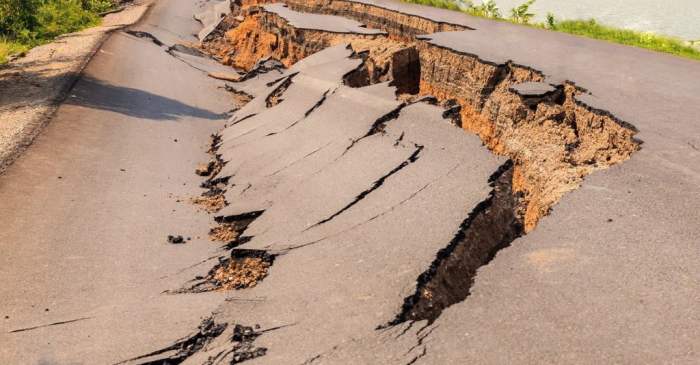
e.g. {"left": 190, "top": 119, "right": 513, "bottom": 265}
{"left": 167, "top": 235, "right": 185, "bottom": 244}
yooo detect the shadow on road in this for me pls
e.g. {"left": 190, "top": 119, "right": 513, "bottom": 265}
{"left": 65, "top": 76, "right": 227, "bottom": 121}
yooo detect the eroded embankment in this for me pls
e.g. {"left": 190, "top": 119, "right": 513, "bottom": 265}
{"left": 197, "top": 0, "right": 640, "bottom": 325}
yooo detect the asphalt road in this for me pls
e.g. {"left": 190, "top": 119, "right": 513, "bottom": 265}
{"left": 0, "top": 0, "right": 237, "bottom": 363}
{"left": 1, "top": 0, "right": 699, "bottom": 364}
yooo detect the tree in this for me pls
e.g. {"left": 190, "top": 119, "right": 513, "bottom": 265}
{"left": 0, "top": 0, "right": 40, "bottom": 40}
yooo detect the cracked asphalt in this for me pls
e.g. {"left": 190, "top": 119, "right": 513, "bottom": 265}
{"left": 1, "top": 0, "right": 699, "bottom": 364}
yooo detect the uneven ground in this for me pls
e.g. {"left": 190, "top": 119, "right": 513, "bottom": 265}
{"left": 1, "top": 0, "right": 699, "bottom": 364}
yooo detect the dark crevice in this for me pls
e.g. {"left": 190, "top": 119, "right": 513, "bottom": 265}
{"left": 265, "top": 73, "right": 297, "bottom": 108}
{"left": 341, "top": 102, "right": 408, "bottom": 156}
{"left": 120, "top": 319, "right": 274, "bottom": 365}
{"left": 118, "top": 317, "right": 227, "bottom": 365}
{"left": 440, "top": 99, "right": 462, "bottom": 128}
{"left": 215, "top": 210, "right": 264, "bottom": 225}
{"left": 304, "top": 88, "right": 333, "bottom": 117}
{"left": 394, "top": 131, "right": 405, "bottom": 146}
{"left": 239, "top": 57, "right": 286, "bottom": 83}
{"left": 213, "top": 324, "right": 269, "bottom": 364}
{"left": 223, "top": 84, "right": 255, "bottom": 105}
{"left": 389, "top": 46, "right": 421, "bottom": 95}
{"left": 384, "top": 160, "right": 524, "bottom": 325}
{"left": 342, "top": 50, "right": 371, "bottom": 87}
{"left": 405, "top": 347, "right": 427, "bottom": 365}
{"left": 125, "top": 30, "right": 164, "bottom": 46}
{"left": 308, "top": 144, "right": 423, "bottom": 229}
{"left": 9, "top": 317, "right": 92, "bottom": 333}
{"left": 230, "top": 112, "right": 258, "bottom": 126}
{"left": 278, "top": 88, "right": 335, "bottom": 134}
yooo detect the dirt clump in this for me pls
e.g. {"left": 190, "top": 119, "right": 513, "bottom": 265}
{"left": 210, "top": 223, "right": 239, "bottom": 242}
{"left": 212, "top": 256, "right": 272, "bottom": 290}
{"left": 192, "top": 193, "right": 227, "bottom": 213}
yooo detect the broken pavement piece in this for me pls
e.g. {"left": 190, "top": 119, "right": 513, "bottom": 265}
{"left": 509, "top": 81, "right": 558, "bottom": 97}
{"left": 208, "top": 71, "right": 243, "bottom": 82}
{"left": 167, "top": 235, "right": 185, "bottom": 244}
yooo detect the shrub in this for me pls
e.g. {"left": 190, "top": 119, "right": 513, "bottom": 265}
{"left": 34, "top": 0, "right": 100, "bottom": 40}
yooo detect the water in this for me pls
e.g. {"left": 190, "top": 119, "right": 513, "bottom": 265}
{"left": 475, "top": 0, "right": 700, "bottom": 41}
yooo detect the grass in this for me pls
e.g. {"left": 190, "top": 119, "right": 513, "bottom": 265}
{"left": 0, "top": 38, "right": 29, "bottom": 64}
{"left": 401, "top": 0, "right": 700, "bottom": 61}
{"left": 547, "top": 19, "right": 700, "bottom": 61}
{"left": 0, "top": 0, "right": 116, "bottom": 65}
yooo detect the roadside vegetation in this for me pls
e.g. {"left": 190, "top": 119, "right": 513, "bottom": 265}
{"left": 403, "top": 0, "right": 700, "bottom": 61}
{"left": 0, "top": 0, "right": 117, "bottom": 64}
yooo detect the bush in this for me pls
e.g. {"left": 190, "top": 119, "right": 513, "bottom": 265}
{"left": 34, "top": 0, "right": 100, "bottom": 40}
{"left": 0, "top": 0, "right": 115, "bottom": 63}
{"left": 80, "top": 0, "right": 116, "bottom": 13}
{"left": 0, "top": 0, "right": 40, "bottom": 41}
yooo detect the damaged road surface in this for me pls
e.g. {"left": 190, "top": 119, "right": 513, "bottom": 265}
{"left": 2, "top": 0, "right": 700, "bottom": 364}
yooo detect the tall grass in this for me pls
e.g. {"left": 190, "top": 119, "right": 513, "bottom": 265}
{"left": 0, "top": 38, "right": 29, "bottom": 64}
{"left": 401, "top": 0, "right": 700, "bottom": 61}
{"left": 0, "top": 0, "right": 116, "bottom": 64}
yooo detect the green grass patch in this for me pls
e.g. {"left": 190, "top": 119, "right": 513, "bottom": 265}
{"left": 0, "top": 0, "right": 116, "bottom": 64}
{"left": 400, "top": 0, "right": 700, "bottom": 61}
{"left": 0, "top": 38, "right": 29, "bottom": 64}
